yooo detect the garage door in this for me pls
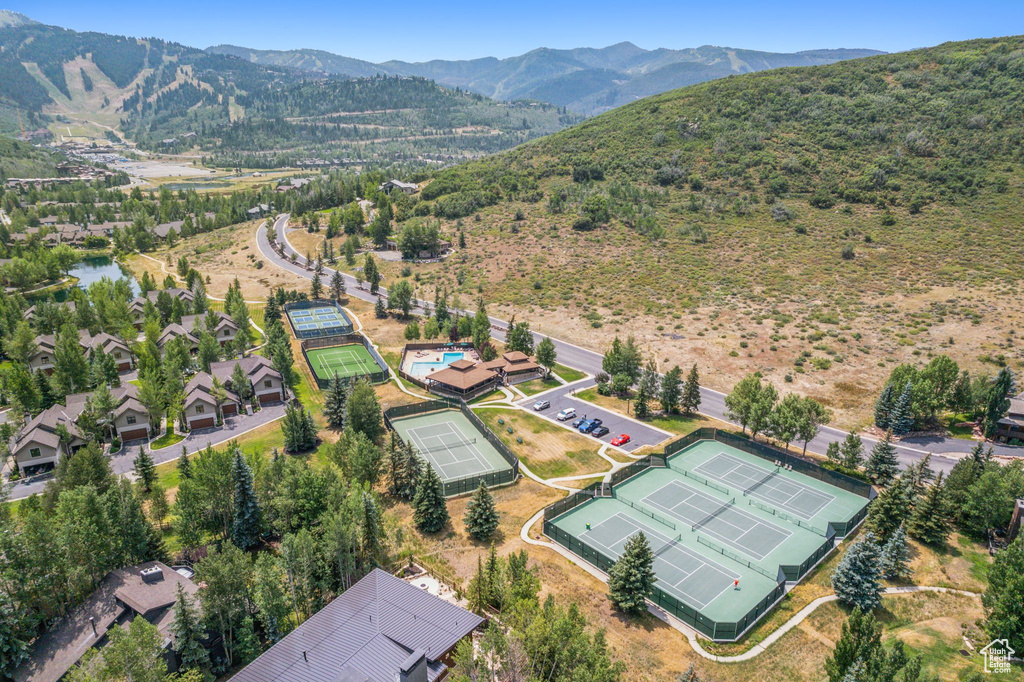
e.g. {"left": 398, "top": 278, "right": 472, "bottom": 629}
{"left": 258, "top": 392, "right": 281, "bottom": 404}
{"left": 117, "top": 362, "right": 132, "bottom": 372}
{"left": 120, "top": 428, "right": 149, "bottom": 442}
{"left": 222, "top": 403, "right": 238, "bottom": 415}
{"left": 190, "top": 417, "right": 215, "bottom": 430}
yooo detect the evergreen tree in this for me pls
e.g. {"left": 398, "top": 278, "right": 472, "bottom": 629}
{"left": 865, "top": 433, "right": 900, "bottom": 485}
{"left": 310, "top": 271, "right": 323, "bottom": 299}
{"left": 233, "top": 617, "right": 261, "bottom": 665}
{"left": 464, "top": 482, "right": 499, "bottom": 541}
{"left": 839, "top": 432, "right": 865, "bottom": 470}
{"left": 230, "top": 451, "right": 262, "bottom": 550}
{"left": 824, "top": 608, "right": 883, "bottom": 682}
{"left": 890, "top": 381, "right": 914, "bottom": 435}
{"left": 607, "top": 532, "right": 656, "bottom": 616}
{"left": 412, "top": 464, "right": 449, "bottom": 533}
{"left": 867, "top": 478, "right": 911, "bottom": 542}
{"left": 360, "top": 492, "right": 383, "bottom": 566}
{"left": 263, "top": 295, "right": 280, "bottom": 326}
{"left": 169, "top": 583, "right": 210, "bottom": 675}
{"left": 983, "top": 367, "right": 1016, "bottom": 438}
{"left": 329, "top": 270, "right": 345, "bottom": 301}
{"left": 251, "top": 553, "right": 289, "bottom": 643}
{"left": 682, "top": 364, "right": 701, "bottom": 415}
{"left": 282, "top": 404, "right": 317, "bottom": 453}
{"left": 825, "top": 441, "right": 842, "bottom": 464}
{"left": 177, "top": 447, "right": 193, "bottom": 479}
{"left": 374, "top": 298, "right": 387, "bottom": 319}
{"left": 345, "top": 379, "right": 383, "bottom": 441}
{"left": 831, "top": 532, "right": 882, "bottom": 611}
{"left": 908, "top": 472, "right": 951, "bottom": 546}
{"left": 133, "top": 446, "right": 156, "bottom": 493}
{"left": 873, "top": 383, "right": 894, "bottom": 430}
{"left": 323, "top": 374, "right": 350, "bottom": 430}
{"left": 659, "top": 366, "right": 683, "bottom": 415}
{"left": 879, "top": 525, "right": 912, "bottom": 581}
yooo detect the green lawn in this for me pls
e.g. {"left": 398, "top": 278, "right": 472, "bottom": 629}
{"left": 150, "top": 420, "right": 185, "bottom": 450}
{"left": 553, "top": 363, "right": 587, "bottom": 383}
{"left": 515, "top": 377, "right": 561, "bottom": 396}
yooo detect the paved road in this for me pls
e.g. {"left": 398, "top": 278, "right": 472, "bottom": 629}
{"left": 515, "top": 381, "right": 671, "bottom": 453}
{"left": 259, "top": 215, "right": 1024, "bottom": 476}
{"left": 6, "top": 404, "right": 287, "bottom": 501}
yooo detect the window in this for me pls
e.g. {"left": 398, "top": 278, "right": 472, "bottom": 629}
{"left": 264, "top": 380, "right": 273, "bottom": 388}
{"left": 195, "top": 404, "right": 205, "bottom": 414}
{"left": 224, "top": 329, "right": 230, "bottom": 337}
{"left": 127, "top": 415, "right": 136, "bottom": 424}
{"left": 30, "top": 447, "right": 41, "bottom": 458}
{"left": 41, "top": 355, "right": 49, "bottom": 363}
{"left": 114, "top": 351, "right": 122, "bottom": 359}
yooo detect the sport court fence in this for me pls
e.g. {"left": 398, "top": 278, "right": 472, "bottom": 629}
{"left": 284, "top": 299, "right": 355, "bottom": 339}
{"left": 541, "top": 428, "right": 874, "bottom": 640}
{"left": 382, "top": 399, "right": 521, "bottom": 498}
{"left": 300, "top": 334, "right": 390, "bottom": 387}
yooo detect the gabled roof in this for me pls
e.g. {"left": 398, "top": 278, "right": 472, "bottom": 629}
{"left": 211, "top": 355, "right": 281, "bottom": 386}
{"left": 185, "top": 371, "right": 240, "bottom": 405}
{"left": 158, "top": 323, "right": 199, "bottom": 347}
{"left": 230, "top": 568, "right": 482, "bottom": 682}
{"left": 427, "top": 364, "right": 497, "bottom": 391}
{"left": 13, "top": 562, "right": 199, "bottom": 682}
{"left": 181, "top": 311, "right": 237, "bottom": 334}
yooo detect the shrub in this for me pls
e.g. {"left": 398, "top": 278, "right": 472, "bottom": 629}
{"left": 841, "top": 245, "right": 855, "bottom": 260}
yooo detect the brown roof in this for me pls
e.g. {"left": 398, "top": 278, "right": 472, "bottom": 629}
{"left": 428, "top": 365, "right": 497, "bottom": 391}
{"left": 447, "top": 358, "right": 476, "bottom": 371}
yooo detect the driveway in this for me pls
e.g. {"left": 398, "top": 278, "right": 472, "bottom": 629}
{"left": 6, "top": 403, "right": 287, "bottom": 501}
{"left": 515, "top": 381, "right": 672, "bottom": 453}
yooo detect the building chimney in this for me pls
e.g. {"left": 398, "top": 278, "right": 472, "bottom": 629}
{"left": 397, "top": 650, "right": 427, "bottom": 682}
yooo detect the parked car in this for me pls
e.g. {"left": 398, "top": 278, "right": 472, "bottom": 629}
{"left": 578, "top": 418, "right": 603, "bottom": 434}
{"left": 556, "top": 407, "right": 577, "bottom": 421}
{"left": 572, "top": 417, "right": 586, "bottom": 428}
{"left": 533, "top": 400, "right": 550, "bottom": 411}
{"left": 611, "top": 434, "right": 631, "bottom": 446}
{"left": 591, "top": 425, "right": 610, "bottom": 438}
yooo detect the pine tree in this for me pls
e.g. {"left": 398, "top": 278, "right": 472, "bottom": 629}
{"left": 907, "top": 472, "right": 951, "bottom": 545}
{"left": 170, "top": 583, "right": 210, "bottom": 675}
{"left": 890, "top": 381, "right": 914, "bottom": 435}
{"left": 323, "top": 374, "right": 349, "bottom": 430}
{"left": 133, "top": 446, "right": 156, "bottom": 492}
{"left": 867, "top": 478, "right": 911, "bottom": 543}
{"left": 831, "top": 532, "right": 882, "bottom": 611}
{"left": 839, "top": 432, "right": 864, "bottom": 470}
{"left": 873, "top": 383, "right": 894, "bottom": 430}
{"left": 177, "top": 447, "right": 192, "bottom": 479}
{"left": 660, "top": 366, "right": 683, "bottom": 414}
{"left": 865, "top": 433, "right": 899, "bottom": 485}
{"left": 310, "top": 271, "right": 323, "bottom": 299}
{"left": 330, "top": 270, "right": 345, "bottom": 301}
{"left": 683, "top": 364, "right": 702, "bottom": 415}
{"left": 230, "top": 451, "right": 262, "bottom": 550}
{"left": 374, "top": 298, "right": 388, "bottom": 319}
{"left": 469, "top": 556, "right": 487, "bottom": 614}
{"left": 824, "top": 608, "right": 883, "bottom": 682}
{"left": 607, "top": 532, "right": 656, "bottom": 616}
{"left": 361, "top": 492, "right": 383, "bottom": 566}
{"left": 412, "top": 464, "right": 449, "bottom": 533}
{"left": 879, "top": 525, "right": 912, "bottom": 581}
{"left": 464, "top": 482, "right": 499, "bottom": 541}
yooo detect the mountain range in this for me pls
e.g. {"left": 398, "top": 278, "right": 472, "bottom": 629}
{"left": 207, "top": 42, "right": 884, "bottom": 115}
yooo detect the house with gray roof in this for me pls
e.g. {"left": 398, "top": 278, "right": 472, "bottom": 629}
{"left": 378, "top": 179, "right": 419, "bottom": 195}
{"left": 211, "top": 354, "right": 286, "bottom": 405}
{"left": 13, "top": 562, "right": 201, "bottom": 682}
{"left": 231, "top": 568, "right": 483, "bottom": 682}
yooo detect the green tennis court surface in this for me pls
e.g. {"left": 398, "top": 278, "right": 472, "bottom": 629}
{"left": 549, "top": 439, "right": 868, "bottom": 625}
{"left": 305, "top": 344, "right": 379, "bottom": 381}
{"left": 286, "top": 305, "right": 353, "bottom": 336}
{"left": 389, "top": 410, "right": 512, "bottom": 483}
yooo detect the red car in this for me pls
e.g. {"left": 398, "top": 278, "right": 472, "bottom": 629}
{"left": 611, "top": 434, "right": 631, "bottom": 446}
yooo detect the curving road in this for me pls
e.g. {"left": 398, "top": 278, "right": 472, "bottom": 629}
{"left": 258, "top": 214, "right": 1024, "bottom": 475}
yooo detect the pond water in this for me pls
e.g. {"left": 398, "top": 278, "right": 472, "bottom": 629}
{"left": 52, "top": 256, "right": 139, "bottom": 301}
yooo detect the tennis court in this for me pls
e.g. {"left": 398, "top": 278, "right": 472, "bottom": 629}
{"left": 583, "top": 512, "right": 741, "bottom": 609}
{"left": 692, "top": 452, "right": 834, "bottom": 520}
{"left": 389, "top": 409, "right": 514, "bottom": 486}
{"left": 638, "top": 480, "right": 791, "bottom": 560}
{"left": 285, "top": 302, "right": 354, "bottom": 339}
{"left": 306, "top": 344, "right": 379, "bottom": 381}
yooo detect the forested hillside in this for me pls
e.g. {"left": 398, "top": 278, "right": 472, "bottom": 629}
{"left": 400, "top": 35, "right": 1024, "bottom": 423}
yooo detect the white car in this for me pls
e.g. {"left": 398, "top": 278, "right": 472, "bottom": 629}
{"left": 533, "top": 400, "right": 551, "bottom": 411}
{"left": 556, "top": 407, "right": 577, "bottom": 421}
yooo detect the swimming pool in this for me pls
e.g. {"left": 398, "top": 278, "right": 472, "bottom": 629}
{"left": 409, "top": 351, "right": 467, "bottom": 377}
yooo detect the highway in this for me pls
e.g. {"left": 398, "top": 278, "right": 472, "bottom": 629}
{"left": 258, "top": 214, "right": 1024, "bottom": 475}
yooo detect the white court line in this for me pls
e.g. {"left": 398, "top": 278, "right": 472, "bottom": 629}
{"left": 584, "top": 512, "right": 738, "bottom": 608}
{"left": 698, "top": 452, "right": 835, "bottom": 519}
{"left": 408, "top": 421, "right": 490, "bottom": 480}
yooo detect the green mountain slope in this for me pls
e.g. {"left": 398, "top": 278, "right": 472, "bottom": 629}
{"left": 413, "top": 34, "right": 1024, "bottom": 337}
{"left": 207, "top": 44, "right": 394, "bottom": 78}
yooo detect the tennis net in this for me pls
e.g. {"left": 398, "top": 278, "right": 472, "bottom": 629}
{"left": 742, "top": 469, "right": 779, "bottom": 497}
{"left": 412, "top": 438, "right": 477, "bottom": 454}
{"left": 691, "top": 498, "right": 735, "bottom": 532}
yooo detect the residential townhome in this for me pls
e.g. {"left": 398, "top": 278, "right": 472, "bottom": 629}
{"left": 7, "top": 403, "right": 87, "bottom": 473}
{"left": 22, "top": 299, "right": 76, "bottom": 322}
{"left": 183, "top": 371, "right": 241, "bottom": 430}
{"left": 27, "top": 329, "right": 134, "bottom": 374}
{"left": 108, "top": 383, "right": 151, "bottom": 442}
{"left": 181, "top": 311, "right": 238, "bottom": 348}
{"left": 996, "top": 392, "right": 1024, "bottom": 442}
{"left": 128, "top": 288, "right": 196, "bottom": 327}
{"left": 157, "top": 323, "right": 199, "bottom": 352}
{"left": 211, "top": 354, "right": 286, "bottom": 405}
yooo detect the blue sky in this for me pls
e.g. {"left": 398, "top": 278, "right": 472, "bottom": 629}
{"left": 14, "top": 0, "right": 1024, "bottom": 62}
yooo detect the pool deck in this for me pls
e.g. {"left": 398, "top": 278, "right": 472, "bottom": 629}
{"left": 401, "top": 347, "right": 482, "bottom": 378}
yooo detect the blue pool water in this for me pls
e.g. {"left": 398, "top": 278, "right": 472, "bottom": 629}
{"left": 409, "top": 351, "right": 467, "bottom": 377}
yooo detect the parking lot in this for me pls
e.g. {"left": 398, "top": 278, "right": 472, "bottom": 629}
{"left": 515, "top": 383, "right": 672, "bottom": 453}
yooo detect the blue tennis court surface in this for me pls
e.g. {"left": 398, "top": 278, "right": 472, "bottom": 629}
{"left": 285, "top": 303, "right": 354, "bottom": 339}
